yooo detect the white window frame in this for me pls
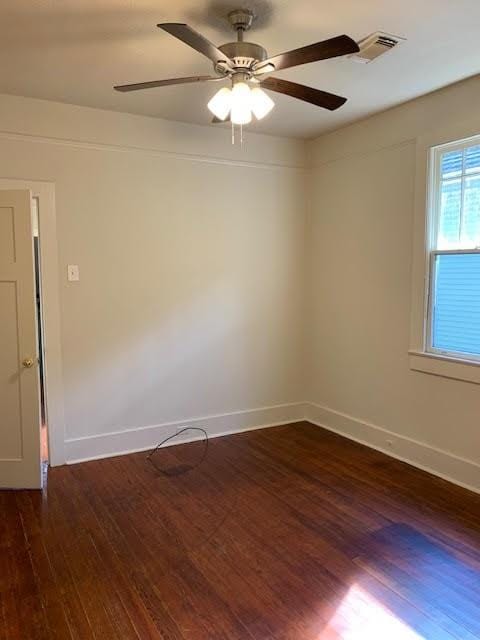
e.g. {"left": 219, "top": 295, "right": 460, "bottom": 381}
{"left": 409, "top": 121, "right": 480, "bottom": 384}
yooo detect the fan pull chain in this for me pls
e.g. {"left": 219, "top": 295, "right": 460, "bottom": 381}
{"left": 229, "top": 123, "right": 244, "bottom": 147}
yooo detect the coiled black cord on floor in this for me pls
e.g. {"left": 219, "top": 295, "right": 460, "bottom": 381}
{"left": 146, "top": 427, "right": 209, "bottom": 476}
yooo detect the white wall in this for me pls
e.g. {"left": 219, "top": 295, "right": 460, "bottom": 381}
{"left": 2, "top": 77, "right": 479, "bottom": 489}
{"left": 0, "top": 94, "right": 307, "bottom": 462}
{"left": 307, "top": 75, "right": 480, "bottom": 491}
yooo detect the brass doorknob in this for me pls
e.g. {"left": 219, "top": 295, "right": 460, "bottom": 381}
{"left": 22, "top": 357, "right": 35, "bottom": 368}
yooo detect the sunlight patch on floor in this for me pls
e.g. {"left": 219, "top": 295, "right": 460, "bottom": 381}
{"left": 320, "top": 585, "right": 424, "bottom": 639}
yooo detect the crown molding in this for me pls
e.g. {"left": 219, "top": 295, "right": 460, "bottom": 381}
{"left": 0, "top": 129, "right": 307, "bottom": 172}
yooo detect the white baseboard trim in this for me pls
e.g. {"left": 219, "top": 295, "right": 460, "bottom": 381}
{"left": 65, "top": 402, "right": 307, "bottom": 465}
{"left": 305, "top": 402, "right": 480, "bottom": 495}
{"left": 63, "top": 399, "right": 480, "bottom": 496}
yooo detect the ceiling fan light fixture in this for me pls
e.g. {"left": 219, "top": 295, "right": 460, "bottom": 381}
{"left": 115, "top": 14, "right": 358, "bottom": 140}
{"left": 230, "top": 82, "right": 252, "bottom": 125}
{"left": 250, "top": 87, "right": 274, "bottom": 120}
{"left": 207, "top": 86, "right": 232, "bottom": 120}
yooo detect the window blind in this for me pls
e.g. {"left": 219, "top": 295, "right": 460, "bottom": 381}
{"left": 432, "top": 252, "right": 480, "bottom": 357}
{"left": 438, "top": 145, "right": 480, "bottom": 249}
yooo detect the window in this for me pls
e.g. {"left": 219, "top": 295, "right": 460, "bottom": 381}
{"left": 427, "top": 138, "right": 480, "bottom": 361}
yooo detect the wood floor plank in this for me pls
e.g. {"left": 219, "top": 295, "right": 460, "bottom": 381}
{"left": 1, "top": 422, "right": 479, "bottom": 639}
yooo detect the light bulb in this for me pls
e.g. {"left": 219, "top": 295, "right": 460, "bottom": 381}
{"left": 230, "top": 82, "right": 252, "bottom": 125}
{"left": 207, "top": 87, "right": 231, "bottom": 120}
{"left": 250, "top": 87, "right": 274, "bottom": 120}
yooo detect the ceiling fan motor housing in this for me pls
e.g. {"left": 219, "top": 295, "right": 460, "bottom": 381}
{"left": 216, "top": 42, "right": 267, "bottom": 74}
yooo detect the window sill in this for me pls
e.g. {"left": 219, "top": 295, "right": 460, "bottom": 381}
{"left": 409, "top": 350, "right": 480, "bottom": 385}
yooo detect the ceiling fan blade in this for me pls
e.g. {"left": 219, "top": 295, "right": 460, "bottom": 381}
{"left": 254, "top": 35, "right": 359, "bottom": 73}
{"left": 260, "top": 77, "right": 347, "bottom": 111}
{"left": 158, "top": 23, "right": 233, "bottom": 68}
{"left": 114, "top": 75, "right": 221, "bottom": 92}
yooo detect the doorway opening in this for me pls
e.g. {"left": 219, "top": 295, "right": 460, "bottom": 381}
{"left": 32, "top": 196, "right": 48, "bottom": 465}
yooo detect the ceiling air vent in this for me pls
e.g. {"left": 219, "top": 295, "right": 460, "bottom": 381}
{"left": 349, "top": 32, "right": 405, "bottom": 64}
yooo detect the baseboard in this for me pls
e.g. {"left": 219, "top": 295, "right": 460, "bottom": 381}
{"left": 64, "top": 400, "right": 480, "bottom": 496}
{"left": 305, "top": 402, "right": 480, "bottom": 495}
{"left": 64, "top": 402, "right": 307, "bottom": 464}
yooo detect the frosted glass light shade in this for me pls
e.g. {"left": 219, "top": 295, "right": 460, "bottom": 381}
{"left": 250, "top": 87, "right": 274, "bottom": 120}
{"left": 207, "top": 82, "right": 275, "bottom": 125}
{"left": 230, "top": 82, "right": 252, "bottom": 125}
{"left": 207, "top": 87, "right": 232, "bottom": 120}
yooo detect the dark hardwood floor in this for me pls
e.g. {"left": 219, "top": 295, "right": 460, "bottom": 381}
{"left": 1, "top": 421, "right": 480, "bottom": 639}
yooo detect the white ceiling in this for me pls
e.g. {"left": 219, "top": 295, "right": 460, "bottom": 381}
{"left": 1, "top": 0, "right": 480, "bottom": 139}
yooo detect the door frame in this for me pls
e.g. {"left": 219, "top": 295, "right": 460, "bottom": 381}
{"left": 0, "top": 179, "right": 65, "bottom": 466}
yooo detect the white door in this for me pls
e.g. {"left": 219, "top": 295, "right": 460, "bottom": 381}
{"left": 0, "top": 190, "right": 42, "bottom": 488}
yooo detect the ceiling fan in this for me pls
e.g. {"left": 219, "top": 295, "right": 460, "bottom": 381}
{"left": 114, "top": 9, "right": 359, "bottom": 127}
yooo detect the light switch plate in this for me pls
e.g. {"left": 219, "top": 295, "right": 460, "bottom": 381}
{"left": 67, "top": 264, "right": 80, "bottom": 282}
